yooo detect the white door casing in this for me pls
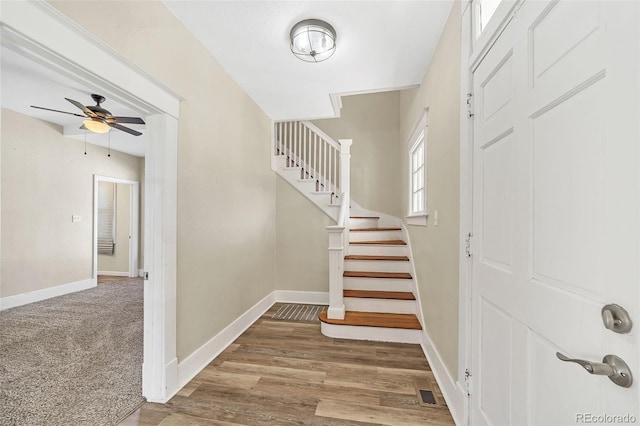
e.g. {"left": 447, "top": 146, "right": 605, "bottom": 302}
{"left": 470, "top": 1, "right": 639, "bottom": 425}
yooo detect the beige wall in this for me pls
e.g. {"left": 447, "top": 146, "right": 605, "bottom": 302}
{"left": 399, "top": 2, "right": 461, "bottom": 377}
{"left": 50, "top": 0, "right": 277, "bottom": 360}
{"left": 1, "top": 108, "right": 141, "bottom": 297}
{"left": 97, "top": 182, "right": 131, "bottom": 273}
{"left": 312, "top": 91, "right": 402, "bottom": 217}
{"left": 275, "top": 176, "right": 332, "bottom": 292}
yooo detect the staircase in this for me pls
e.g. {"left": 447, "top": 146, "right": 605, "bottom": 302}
{"left": 319, "top": 215, "right": 422, "bottom": 343}
{"left": 272, "top": 121, "right": 423, "bottom": 344}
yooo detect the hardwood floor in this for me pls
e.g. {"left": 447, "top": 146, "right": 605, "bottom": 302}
{"left": 121, "top": 303, "right": 454, "bottom": 426}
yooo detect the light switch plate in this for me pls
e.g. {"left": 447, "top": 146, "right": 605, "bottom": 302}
{"left": 434, "top": 210, "right": 439, "bottom": 226}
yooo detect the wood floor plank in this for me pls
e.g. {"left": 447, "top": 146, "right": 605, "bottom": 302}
{"left": 122, "top": 303, "right": 452, "bottom": 425}
{"left": 315, "top": 399, "right": 454, "bottom": 426}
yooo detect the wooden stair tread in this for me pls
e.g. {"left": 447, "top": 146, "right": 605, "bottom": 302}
{"left": 350, "top": 240, "right": 407, "bottom": 246}
{"left": 350, "top": 227, "right": 401, "bottom": 232}
{"left": 319, "top": 311, "right": 422, "bottom": 330}
{"left": 344, "top": 271, "right": 412, "bottom": 279}
{"left": 350, "top": 216, "right": 380, "bottom": 219}
{"left": 344, "top": 290, "right": 415, "bottom": 300}
{"left": 344, "top": 255, "right": 410, "bottom": 261}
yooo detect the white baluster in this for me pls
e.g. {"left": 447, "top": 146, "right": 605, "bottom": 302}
{"left": 303, "top": 125, "right": 307, "bottom": 177}
{"left": 323, "top": 139, "right": 327, "bottom": 191}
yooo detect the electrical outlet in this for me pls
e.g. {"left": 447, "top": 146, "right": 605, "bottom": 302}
{"left": 72, "top": 215, "right": 82, "bottom": 223}
{"left": 434, "top": 210, "right": 439, "bottom": 226}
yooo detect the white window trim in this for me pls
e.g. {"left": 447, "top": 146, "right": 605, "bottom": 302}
{"left": 406, "top": 109, "right": 428, "bottom": 226}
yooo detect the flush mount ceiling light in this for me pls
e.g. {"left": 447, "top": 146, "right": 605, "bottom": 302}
{"left": 290, "top": 19, "right": 336, "bottom": 63}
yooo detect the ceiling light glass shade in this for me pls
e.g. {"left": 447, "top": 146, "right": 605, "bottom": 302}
{"left": 83, "top": 119, "right": 111, "bottom": 134}
{"left": 290, "top": 19, "right": 336, "bottom": 63}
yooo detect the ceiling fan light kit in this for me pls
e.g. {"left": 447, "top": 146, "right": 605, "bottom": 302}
{"left": 290, "top": 19, "right": 336, "bottom": 63}
{"left": 83, "top": 118, "right": 111, "bottom": 134}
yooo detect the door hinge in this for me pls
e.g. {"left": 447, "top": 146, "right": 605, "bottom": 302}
{"left": 464, "top": 368, "right": 472, "bottom": 396}
{"left": 465, "top": 232, "right": 473, "bottom": 257}
{"left": 466, "top": 93, "right": 474, "bottom": 118}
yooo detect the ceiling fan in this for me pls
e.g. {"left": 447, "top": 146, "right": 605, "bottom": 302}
{"left": 30, "top": 94, "right": 145, "bottom": 136}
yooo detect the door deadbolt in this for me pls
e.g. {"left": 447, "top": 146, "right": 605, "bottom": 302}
{"left": 556, "top": 352, "right": 633, "bottom": 388}
{"left": 602, "top": 304, "right": 633, "bottom": 334}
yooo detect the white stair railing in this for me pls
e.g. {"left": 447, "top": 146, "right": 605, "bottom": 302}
{"left": 274, "top": 121, "right": 342, "bottom": 202}
{"left": 273, "top": 121, "right": 351, "bottom": 320}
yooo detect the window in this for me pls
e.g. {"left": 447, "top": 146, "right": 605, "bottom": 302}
{"left": 98, "top": 181, "right": 116, "bottom": 255}
{"left": 474, "top": 0, "right": 502, "bottom": 39}
{"left": 407, "top": 111, "right": 428, "bottom": 226}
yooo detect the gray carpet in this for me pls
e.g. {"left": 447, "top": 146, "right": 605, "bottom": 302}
{"left": 0, "top": 278, "right": 144, "bottom": 426}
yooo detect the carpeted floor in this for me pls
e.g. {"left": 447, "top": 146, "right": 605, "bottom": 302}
{"left": 0, "top": 278, "right": 144, "bottom": 426}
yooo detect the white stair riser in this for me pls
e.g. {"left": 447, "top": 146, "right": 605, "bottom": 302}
{"left": 349, "top": 230, "right": 403, "bottom": 242}
{"left": 320, "top": 322, "right": 421, "bottom": 344}
{"left": 344, "top": 260, "right": 411, "bottom": 273}
{"left": 344, "top": 297, "right": 416, "bottom": 314}
{"left": 349, "top": 218, "right": 379, "bottom": 228}
{"left": 344, "top": 277, "right": 413, "bottom": 292}
{"left": 348, "top": 245, "right": 408, "bottom": 256}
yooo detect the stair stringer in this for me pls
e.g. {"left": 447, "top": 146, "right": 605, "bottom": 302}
{"left": 273, "top": 154, "right": 339, "bottom": 222}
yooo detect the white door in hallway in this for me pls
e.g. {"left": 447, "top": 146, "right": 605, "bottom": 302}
{"left": 470, "top": 1, "right": 639, "bottom": 424}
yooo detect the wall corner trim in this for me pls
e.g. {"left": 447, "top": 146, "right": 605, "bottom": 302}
{"left": 0, "top": 278, "right": 97, "bottom": 311}
{"left": 420, "top": 329, "right": 466, "bottom": 426}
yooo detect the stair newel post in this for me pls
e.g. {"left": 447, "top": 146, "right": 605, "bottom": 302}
{"left": 338, "top": 139, "right": 352, "bottom": 255}
{"left": 326, "top": 225, "right": 346, "bottom": 319}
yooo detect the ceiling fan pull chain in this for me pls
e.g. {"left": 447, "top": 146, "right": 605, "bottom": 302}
{"left": 84, "top": 131, "right": 87, "bottom": 156}
{"left": 108, "top": 131, "right": 111, "bottom": 158}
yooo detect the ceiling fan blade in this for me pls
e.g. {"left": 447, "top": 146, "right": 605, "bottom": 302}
{"left": 112, "top": 116, "right": 145, "bottom": 125}
{"left": 109, "top": 122, "right": 142, "bottom": 136}
{"left": 30, "top": 105, "right": 86, "bottom": 118}
{"left": 65, "top": 97, "right": 95, "bottom": 117}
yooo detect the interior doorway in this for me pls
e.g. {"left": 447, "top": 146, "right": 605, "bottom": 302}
{"left": 94, "top": 176, "right": 140, "bottom": 279}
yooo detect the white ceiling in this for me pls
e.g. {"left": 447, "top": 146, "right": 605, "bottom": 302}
{"left": 163, "top": 0, "right": 454, "bottom": 120}
{"left": 1, "top": 1, "right": 452, "bottom": 152}
{"left": 1, "top": 46, "right": 146, "bottom": 157}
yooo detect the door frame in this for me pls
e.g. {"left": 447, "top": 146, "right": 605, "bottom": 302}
{"left": 0, "top": 2, "right": 183, "bottom": 402}
{"left": 93, "top": 176, "right": 140, "bottom": 279}
{"left": 458, "top": 0, "right": 524, "bottom": 424}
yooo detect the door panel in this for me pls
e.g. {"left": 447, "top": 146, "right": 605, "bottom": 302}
{"left": 471, "top": 1, "right": 639, "bottom": 424}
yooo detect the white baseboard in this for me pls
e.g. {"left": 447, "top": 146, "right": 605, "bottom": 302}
{"left": 273, "top": 290, "right": 329, "bottom": 304}
{"left": 97, "top": 271, "right": 129, "bottom": 276}
{"left": 176, "top": 291, "right": 276, "bottom": 391}
{"left": 0, "top": 278, "right": 97, "bottom": 311}
{"left": 138, "top": 269, "right": 144, "bottom": 277}
{"left": 420, "top": 330, "right": 466, "bottom": 426}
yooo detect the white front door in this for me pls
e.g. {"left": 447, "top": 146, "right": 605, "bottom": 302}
{"left": 471, "top": 1, "right": 639, "bottom": 424}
